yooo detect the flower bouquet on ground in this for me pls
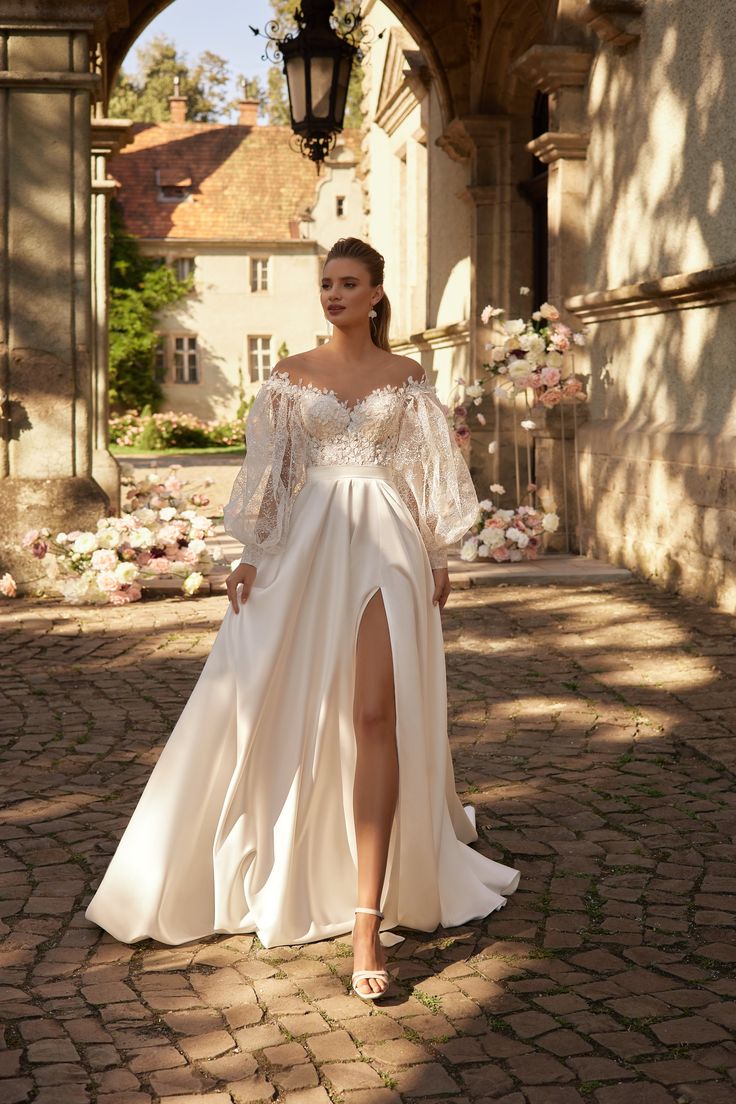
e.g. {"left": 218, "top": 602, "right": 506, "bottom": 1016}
{"left": 460, "top": 484, "right": 559, "bottom": 563}
{"left": 22, "top": 465, "right": 223, "bottom": 605}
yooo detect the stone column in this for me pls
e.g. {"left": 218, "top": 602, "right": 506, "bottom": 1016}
{"left": 436, "top": 115, "right": 512, "bottom": 491}
{"left": 509, "top": 44, "right": 593, "bottom": 548}
{"left": 510, "top": 45, "right": 593, "bottom": 307}
{"left": 0, "top": 5, "right": 109, "bottom": 584}
{"left": 91, "top": 117, "right": 133, "bottom": 511}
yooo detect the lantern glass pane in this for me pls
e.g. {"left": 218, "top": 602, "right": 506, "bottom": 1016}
{"left": 334, "top": 55, "right": 351, "bottom": 125}
{"left": 310, "top": 55, "right": 334, "bottom": 118}
{"left": 285, "top": 56, "right": 307, "bottom": 123}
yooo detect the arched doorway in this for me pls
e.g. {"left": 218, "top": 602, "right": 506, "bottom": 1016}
{"left": 0, "top": 0, "right": 574, "bottom": 585}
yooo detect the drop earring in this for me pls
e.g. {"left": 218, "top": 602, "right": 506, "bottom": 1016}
{"left": 368, "top": 309, "right": 377, "bottom": 319}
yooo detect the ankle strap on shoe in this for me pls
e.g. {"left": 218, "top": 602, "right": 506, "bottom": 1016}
{"left": 354, "top": 907, "right": 384, "bottom": 918}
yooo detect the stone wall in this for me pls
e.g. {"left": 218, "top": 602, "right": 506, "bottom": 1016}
{"left": 568, "top": 1, "right": 736, "bottom": 611}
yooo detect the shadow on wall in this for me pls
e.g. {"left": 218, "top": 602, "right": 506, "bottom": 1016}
{"left": 578, "top": 6, "right": 736, "bottom": 606}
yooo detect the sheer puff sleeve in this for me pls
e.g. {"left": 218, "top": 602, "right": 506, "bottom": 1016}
{"left": 393, "top": 378, "right": 480, "bottom": 570}
{"left": 223, "top": 375, "right": 307, "bottom": 568}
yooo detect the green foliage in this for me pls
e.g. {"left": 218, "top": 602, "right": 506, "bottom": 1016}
{"left": 108, "top": 200, "right": 192, "bottom": 412}
{"left": 109, "top": 35, "right": 234, "bottom": 122}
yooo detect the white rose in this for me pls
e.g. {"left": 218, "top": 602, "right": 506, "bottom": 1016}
{"left": 72, "top": 532, "right": 98, "bottom": 555}
{"left": 505, "top": 527, "right": 523, "bottom": 544}
{"left": 508, "top": 359, "right": 532, "bottom": 379}
{"left": 96, "top": 528, "right": 121, "bottom": 550}
{"left": 545, "top": 351, "right": 563, "bottom": 368}
{"left": 56, "top": 532, "right": 69, "bottom": 545}
{"left": 519, "top": 286, "right": 530, "bottom": 295}
{"left": 539, "top": 302, "right": 560, "bottom": 320}
{"left": 542, "top": 513, "right": 560, "bottom": 532}
{"left": 465, "top": 383, "right": 484, "bottom": 400}
{"left": 479, "top": 499, "right": 494, "bottom": 511}
{"left": 114, "top": 561, "right": 139, "bottom": 585}
{"left": 190, "top": 514, "right": 213, "bottom": 532}
{"left": 159, "top": 506, "right": 177, "bottom": 522}
{"left": 460, "top": 539, "right": 479, "bottom": 562}
{"left": 128, "top": 527, "right": 154, "bottom": 550}
{"left": 516, "top": 532, "right": 530, "bottom": 549}
{"left": 183, "top": 571, "right": 204, "bottom": 595}
{"left": 477, "top": 544, "right": 490, "bottom": 557}
{"left": 491, "top": 348, "right": 507, "bottom": 363}
{"left": 135, "top": 508, "right": 157, "bottom": 525}
{"left": 496, "top": 509, "right": 515, "bottom": 523}
{"left": 503, "top": 319, "right": 526, "bottom": 337}
{"left": 509, "top": 547, "right": 523, "bottom": 562}
{"left": 480, "top": 527, "right": 506, "bottom": 550}
{"left": 188, "top": 538, "right": 207, "bottom": 557}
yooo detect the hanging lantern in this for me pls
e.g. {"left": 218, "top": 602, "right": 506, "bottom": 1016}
{"left": 251, "top": 2, "right": 373, "bottom": 171}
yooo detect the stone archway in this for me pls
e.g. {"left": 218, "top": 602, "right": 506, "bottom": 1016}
{"left": 0, "top": 0, "right": 582, "bottom": 584}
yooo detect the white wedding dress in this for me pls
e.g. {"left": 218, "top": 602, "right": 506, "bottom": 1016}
{"left": 85, "top": 370, "right": 520, "bottom": 948}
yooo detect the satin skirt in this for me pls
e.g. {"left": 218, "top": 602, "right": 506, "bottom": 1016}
{"left": 85, "top": 464, "right": 520, "bottom": 947}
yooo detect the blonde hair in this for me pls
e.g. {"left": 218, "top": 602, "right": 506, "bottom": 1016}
{"left": 322, "top": 237, "right": 392, "bottom": 351}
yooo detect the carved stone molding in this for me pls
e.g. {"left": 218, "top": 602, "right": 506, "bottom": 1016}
{"left": 436, "top": 114, "right": 509, "bottom": 163}
{"left": 374, "top": 26, "right": 430, "bottom": 138}
{"left": 565, "top": 260, "right": 736, "bottom": 322}
{"left": 528, "top": 130, "right": 590, "bottom": 163}
{"left": 510, "top": 44, "right": 594, "bottom": 94}
{"left": 91, "top": 117, "right": 134, "bottom": 158}
{"left": 573, "top": 0, "right": 644, "bottom": 48}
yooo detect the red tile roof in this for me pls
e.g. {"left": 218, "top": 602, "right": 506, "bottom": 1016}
{"left": 108, "top": 121, "right": 362, "bottom": 242}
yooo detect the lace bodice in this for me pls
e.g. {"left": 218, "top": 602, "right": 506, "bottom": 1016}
{"left": 223, "top": 369, "right": 479, "bottom": 570}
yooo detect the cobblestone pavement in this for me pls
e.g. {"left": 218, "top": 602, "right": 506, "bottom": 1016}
{"left": 1, "top": 580, "right": 735, "bottom": 1104}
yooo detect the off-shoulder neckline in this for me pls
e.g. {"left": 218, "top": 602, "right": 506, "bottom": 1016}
{"left": 267, "top": 368, "right": 430, "bottom": 413}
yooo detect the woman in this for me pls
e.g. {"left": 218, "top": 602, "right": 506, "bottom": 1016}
{"left": 85, "top": 237, "right": 520, "bottom": 1001}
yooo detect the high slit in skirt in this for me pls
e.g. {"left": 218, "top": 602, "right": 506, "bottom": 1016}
{"left": 85, "top": 463, "right": 520, "bottom": 947}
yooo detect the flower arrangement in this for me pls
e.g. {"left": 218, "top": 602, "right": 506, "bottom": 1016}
{"left": 110, "top": 409, "right": 246, "bottom": 450}
{"left": 480, "top": 293, "right": 586, "bottom": 408}
{"left": 460, "top": 484, "right": 559, "bottom": 563}
{"left": 22, "top": 465, "right": 223, "bottom": 605}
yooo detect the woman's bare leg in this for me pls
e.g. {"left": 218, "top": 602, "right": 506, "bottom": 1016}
{"left": 352, "top": 588, "right": 398, "bottom": 995}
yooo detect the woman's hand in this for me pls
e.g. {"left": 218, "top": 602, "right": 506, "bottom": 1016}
{"left": 226, "top": 562, "right": 257, "bottom": 614}
{"left": 431, "top": 567, "right": 451, "bottom": 610}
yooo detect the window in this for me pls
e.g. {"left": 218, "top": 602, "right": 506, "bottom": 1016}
{"left": 174, "top": 256, "right": 196, "bottom": 281}
{"left": 250, "top": 257, "right": 270, "bottom": 292}
{"left": 248, "top": 336, "right": 272, "bottom": 381}
{"left": 336, "top": 195, "right": 345, "bottom": 217}
{"left": 174, "top": 335, "right": 199, "bottom": 383}
{"left": 155, "top": 334, "right": 200, "bottom": 383}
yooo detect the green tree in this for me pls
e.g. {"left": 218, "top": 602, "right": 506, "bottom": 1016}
{"left": 261, "top": 0, "right": 365, "bottom": 128}
{"left": 109, "top": 35, "right": 233, "bottom": 122}
{"left": 108, "top": 199, "right": 193, "bottom": 412}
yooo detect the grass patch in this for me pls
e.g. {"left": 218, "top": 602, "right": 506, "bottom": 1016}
{"left": 111, "top": 444, "right": 244, "bottom": 456}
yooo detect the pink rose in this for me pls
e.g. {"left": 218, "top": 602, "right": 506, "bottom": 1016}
{"left": 91, "top": 549, "right": 118, "bottom": 572}
{"left": 30, "top": 540, "right": 48, "bottom": 559}
{"left": 541, "top": 389, "right": 562, "bottom": 407}
{"left": 22, "top": 529, "right": 40, "bottom": 547}
{"left": 0, "top": 573, "right": 17, "bottom": 598}
{"left": 109, "top": 584, "right": 142, "bottom": 606}
{"left": 96, "top": 571, "right": 119, "bottom": 593}
{"left": 491, "top": 546, "right": 510, "bottom": 562}
{"left": 563, "top": 377, "right": 583, "bottom": 396}
{"left": 136, "top": 551, "right": 152, "bottom": 566}
{"left": 540, "top": 366, "right": 561, "bottom": 387}
{"left": 148, "top": 556, "right": 173, "bottom": 575}
{"left": 552, "top": 334, "right": 570, "bottom": 352}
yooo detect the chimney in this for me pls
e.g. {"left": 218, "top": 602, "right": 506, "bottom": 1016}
{"left": 237, "top": 79, "right": 259, "bottom": 126}
{"left": 238, "top": 99, "right": 259, "bottom": 126}
{"left": 169, "top": 75, "right": 187, "bottom": 124}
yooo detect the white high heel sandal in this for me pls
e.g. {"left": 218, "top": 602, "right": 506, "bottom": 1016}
{"left": 351, "top": 907, "right": 391, "bottom": 1001}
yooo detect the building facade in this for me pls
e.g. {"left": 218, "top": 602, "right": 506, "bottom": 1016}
{"left": 109, "top": 100, "right": 363, "bottom": 420}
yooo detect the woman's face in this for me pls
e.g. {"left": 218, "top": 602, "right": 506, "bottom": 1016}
{"left": 320, "top": 258, "right": 382, "bottom": 328}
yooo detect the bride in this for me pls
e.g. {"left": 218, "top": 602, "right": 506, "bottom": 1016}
{"left": 85, "top": 236, "right": 520, "bottom": 1001}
